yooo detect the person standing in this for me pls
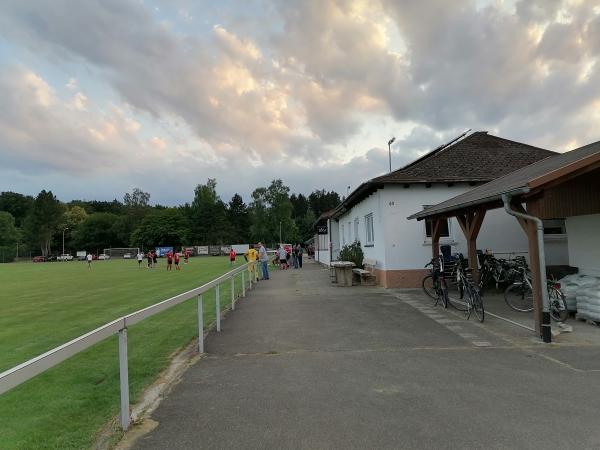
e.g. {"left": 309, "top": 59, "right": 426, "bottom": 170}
{"left": 174, "top": 251, "right": 181, "bottom": 270}
{"left": 152, "top": 250, "right": 158, "bottom": 266}
{"left": 245, "top": 245, "right": 259, "bottom": 282}
{"left": 184, "top": 249, "right": 190, "bottom": 264}
{"left": 258, "top": 242, "right": 269, "bottom": 280}
{"left": 147, "top": 250, "right": 153, "bottom": 268}
{"left": 166, "top": 251, "right": 173, "bottom": 271}
{"left": 229, "top": 248, "right": 237, "bottom": 266}
{"left": 87, "top": 252, "right": 93, "bottom": 269}
{"left": 292, "top": 244, "right": 299, "bottom": 269}
{"left": 278, "top": 245, "right": 288, "bottom": 270}
{"left": 137, "top": 251, "right": 144, "bottom": 268}
{"left": 297, "top": 244, "right": 304, "bottom": 268}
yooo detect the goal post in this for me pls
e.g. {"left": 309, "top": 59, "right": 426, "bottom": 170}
{"left": 103, "top": 248, "right": 140, "bottom": 258}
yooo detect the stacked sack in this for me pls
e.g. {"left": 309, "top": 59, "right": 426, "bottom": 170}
{"left": 576, "top": 281, "right": 600, "bottom": 322}
{"left": 559, "top": 274, "right": 582, "bottom": 311}
{"left": 558, "top": 274, "right": 600, "bottom": 313}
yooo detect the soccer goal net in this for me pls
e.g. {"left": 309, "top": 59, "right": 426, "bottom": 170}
{"left": 103, "top": 248, "right": 140, "bottom": 258}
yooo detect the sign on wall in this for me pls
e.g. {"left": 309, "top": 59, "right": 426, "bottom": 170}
{"left": 317, "top": 224, "right": 328, "bottom": 235}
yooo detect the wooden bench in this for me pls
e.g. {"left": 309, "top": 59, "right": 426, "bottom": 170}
{"left": 353, "top": 268, "right": 376, "bottom": 286}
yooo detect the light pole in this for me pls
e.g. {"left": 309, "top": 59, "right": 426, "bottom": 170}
{"left": 388, "top": 137, "right": 396, "bottom": 172}
{"left": 62, "top": 227, "right": 69, "bottom": 257}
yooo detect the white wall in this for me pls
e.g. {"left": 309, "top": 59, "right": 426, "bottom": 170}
{"left": 315, "top": 232, "right": 331, "bottom": 265}
{"left": 330, "top": 219, "right": 341, "bottom": 261}
{"left": 335, "top": 191, "right": 386, "bottom": 268}
{"left": 566, "top": 214, "right": 600, "bottom": 277}
{"left": 336, "top": 183, "right": 531, "bottom": 271}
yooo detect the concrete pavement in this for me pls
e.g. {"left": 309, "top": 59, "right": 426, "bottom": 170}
{"left": 130, "top": 260, "right": 600, "bottom": 449}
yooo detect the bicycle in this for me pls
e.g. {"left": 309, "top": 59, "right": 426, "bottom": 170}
{"left": 453, "top": 255, "right": 484, "bottom": 321}
{"left": 422, "top": 256, "right": 448, "bottom": 308}
{"left": 504, "top": 267, "right": 568, "bottom": 322}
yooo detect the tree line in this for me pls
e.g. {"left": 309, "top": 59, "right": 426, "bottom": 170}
{"left": 0, "top": 180, "right": 340, "bottom": 261}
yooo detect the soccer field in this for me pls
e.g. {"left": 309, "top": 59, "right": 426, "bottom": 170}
{"left": 0, "top": 257, "right": 245, "bottom": 449}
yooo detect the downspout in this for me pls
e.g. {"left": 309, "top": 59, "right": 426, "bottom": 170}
{"left": 501, "top": 193, "right": 551, "bottom": 343}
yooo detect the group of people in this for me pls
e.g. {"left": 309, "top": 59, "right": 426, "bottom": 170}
{"left": 139, "top": 249, "right": 190, "bottom": 270}
{"left": 244, "top": 242, "right": 271, "bottom": 281}
{"left": 276, "top": 243, "right": 304, "bottom": 270}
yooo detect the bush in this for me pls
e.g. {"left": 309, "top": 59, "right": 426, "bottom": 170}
{"left": 339, "top": 241, "right": 364, "bottom": 268}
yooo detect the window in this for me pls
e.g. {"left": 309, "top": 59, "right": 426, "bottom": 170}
{"left": 365, "top": 213, "right": 374, "bottom": 245}
{"left": 354, "top": 218, "right": 359, "bottom": 242}
{"left": 424, "top": 218, "right": 450, "bottom": 238}
{"left": 543, "top": 219, "right": 566, "bottom": 235}
{"left": 341, "top": 224, "right": 345, "bottom": 246}
{"left": 348, "top": 221, "right": 352, "bottom": 242}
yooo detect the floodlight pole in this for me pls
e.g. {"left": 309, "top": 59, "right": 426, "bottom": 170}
{"left": 388, "top": 137, "right": 396, "bottom": 173}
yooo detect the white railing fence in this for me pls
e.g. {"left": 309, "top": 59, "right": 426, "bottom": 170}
{"left": 0, "top": 262, "right": 260, "bottom": 431}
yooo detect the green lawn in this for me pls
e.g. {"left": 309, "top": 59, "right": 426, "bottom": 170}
{"left": 0, "top": 257, "right": 247, "bottom": 449}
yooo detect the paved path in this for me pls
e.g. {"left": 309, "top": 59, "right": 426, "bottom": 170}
{"left": 132, "top": 260, "right": 600, "bottom": 449}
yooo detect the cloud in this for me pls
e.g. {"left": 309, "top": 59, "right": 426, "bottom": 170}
{"left": 1, "top": 0, "right": 600, "bottom": 205}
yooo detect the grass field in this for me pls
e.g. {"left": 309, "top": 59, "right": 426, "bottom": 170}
{"left": 0, "top": 257, "right": 247, "bottom": 449}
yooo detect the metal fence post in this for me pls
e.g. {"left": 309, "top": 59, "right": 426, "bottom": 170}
{"left": 242, "top": 270, "right": 246, "bottom": 297}
{"left": 197, "top": 294, "right": 204, "bottom": 353}
{"left": 231, "top": 276, "right": 235, "bottom": 310}
{"left": 216, "top": 284, "right": 221, "bottom": 332}
{"left": 118, "top": 327, "right": 130, "bottom": 431}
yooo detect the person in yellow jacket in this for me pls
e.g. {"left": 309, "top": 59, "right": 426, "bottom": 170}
{"left": 245, "top": 244, "right": 260, "bottom": 282}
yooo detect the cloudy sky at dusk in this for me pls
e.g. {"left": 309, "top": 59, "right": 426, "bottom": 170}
{"left": 1, "top": 0, "right": 599, "bottom": 205}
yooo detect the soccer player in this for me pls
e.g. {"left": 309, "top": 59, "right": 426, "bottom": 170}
{"left": 87, "top": 252, "right": 92, "bottom": 269}
{"left": 229, "top": 248, "right": 237, "bottom": 266}
{"left": 184, "top": 249, "right": 190, "bottom": 264}
{"left": 166, "top": 251, "right": 173, "bottom": 271}
{"left": 137, "top": 251, "right": 144, "bottom": 268}
{"left": 147, "top": 250, "right": 153, "bottom": 268}
{"left": 174, "top": 251, "right": 180, "bottom": 271}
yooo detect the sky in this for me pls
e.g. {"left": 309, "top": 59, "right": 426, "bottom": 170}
{"left": 1, "top": 0, "right": 600, "bottom": 206}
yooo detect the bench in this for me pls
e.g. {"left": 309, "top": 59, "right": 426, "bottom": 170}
{"left": 353, "top": 268, "right": 377, "bottom": 286}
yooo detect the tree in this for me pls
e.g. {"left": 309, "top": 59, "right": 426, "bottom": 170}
{"left": 189, "top": 179, "right": 232, "bottom": 244}
{"left": 290, "top": 193, "right": 309, "bottom": 219}
{"left": 84, "top": 199, "right": 124, "bottom": 215}
{"left": 72, "top": 213, "right": 119, "bottom": 252}
{"left": 297, "top": 209, "right": 317, "bottom": 243}
{"left": 62, "top": 206, "right": 88, "bottom": 229}
{"left": 123, "top": 188, "right": 150, "bottom": 208}
{"left": 0, "top": 211, "right": 20, "bottom": 263}
{"left": 249, "top": 180, "right": 297, "bottom": 244}
{"left": 130, "top": 208, "right": 190, "bottom": 248}
{"left": 23, "top": 190, "right": 65, "bottom": 256}
{"left": 308, "top": 189, "right": 341, "bottom": 218}
{"left": 228, "top": 194, "right": 250, "bottom": 243}
{"left": 0, "top": 191, "right": 34, "bottom": 227}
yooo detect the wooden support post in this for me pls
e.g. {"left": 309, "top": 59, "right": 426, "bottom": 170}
{"left": 512, "top": 201, "right": 544, "bottom": 336}
{"left": 431, "top": 218, "right": 442, "bottom": 259}
{"left": 456, "top": 208, "right": 486, "bottom": 283}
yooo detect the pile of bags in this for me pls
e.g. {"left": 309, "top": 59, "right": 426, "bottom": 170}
{"left": 558, "top": 274, "right": 600, "bottom": 321}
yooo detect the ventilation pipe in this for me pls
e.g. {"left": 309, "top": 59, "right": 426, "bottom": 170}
{"left": 502, "top": 193, "right": 551, "bottom": 343}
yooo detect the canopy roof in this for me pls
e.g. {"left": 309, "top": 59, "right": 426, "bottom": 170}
{"left": 408, "top": 139, "right": 600, "bottom": 220}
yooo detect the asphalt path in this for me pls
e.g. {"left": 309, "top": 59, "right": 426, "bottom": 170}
{"left": 131, "top": 260, "right": 600, "bottom": 450}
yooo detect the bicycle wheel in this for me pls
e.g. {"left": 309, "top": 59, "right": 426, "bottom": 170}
{"left": 422, "top": 275, "right": 436, "bottom": 300}
{"left": 436, "top": 278, "right": 449, "bottom": 308}
{"left": 472, "top": 289, "right": 485, "bottom": 322}
{"left": 549, "top": 287, "right": 568, "bottom": 322}
{"left": 504, "top": 283, "right": 534, "bottom": 312}
{"left": 449, "top": 282, "right": 468, "bottom": 311}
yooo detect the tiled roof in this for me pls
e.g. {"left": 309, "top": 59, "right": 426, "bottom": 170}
{"left": 373, "top": 131, "right": 556, "bottom": 184}
{"left": 408, "top": 139, "right": 600, "bottom": 220}
{"left": 332, "top": 131, "right": 556, "bottom": 218}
